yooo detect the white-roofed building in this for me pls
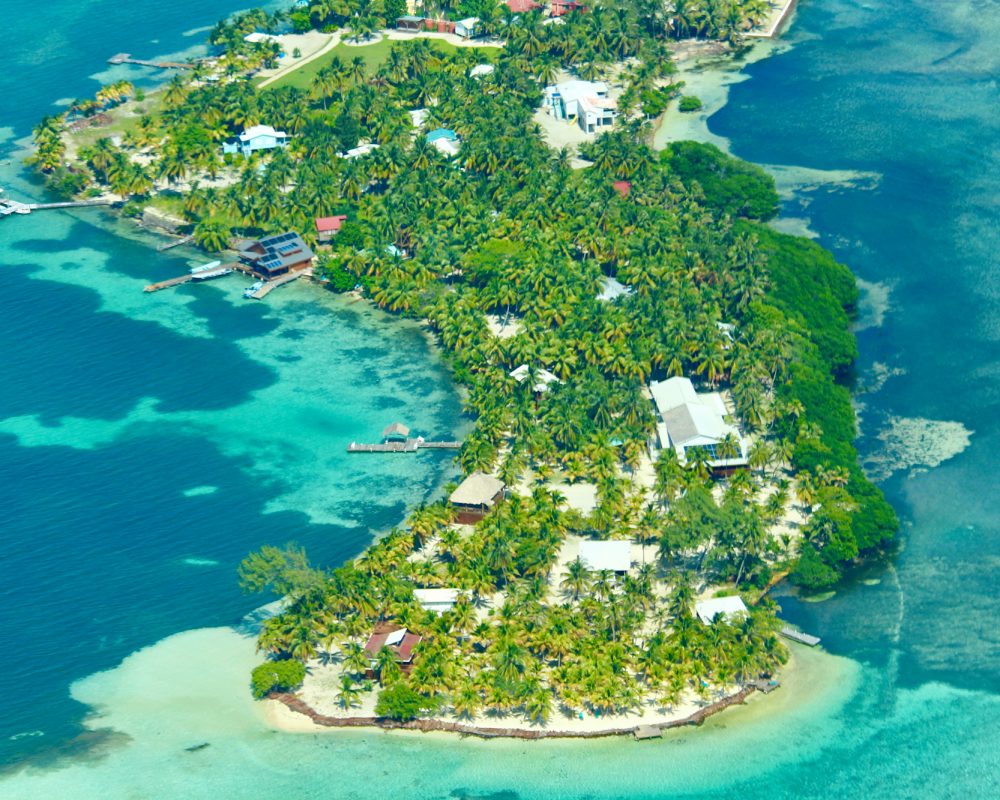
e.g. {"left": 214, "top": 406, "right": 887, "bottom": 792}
{"left": 695, "top": 596, "right": 748, "bottom": 625}
{"left": 470, "top": 63, "right": 495, "bottom": 78}
{"left": 408, "top": 108, "right": 429, "bottom": 128}
{"left": 339, "top": 142, "right": 380, "bottom": 159}
{"left": 543, "top": 80, "right": 618, "bottom": 134}
{"left": 244, "top": 32, "right": 279, "bottom": 44}
{"left": 510, "top": 363, "right": 562, "bottom": 393}
{"left": 222, "top": 124, "right": 290, "bottom": 157}
{"left": 455, "top": 17, "right": 480, "bottom": 38}
{"left": 650, "top": 376, "right": 747, "bottom": 470}
{"left": 579, "top": 540, "right": 633, "bottom": 573}
{"left": 414, "top": 588, "right": 461, "bottom": 613}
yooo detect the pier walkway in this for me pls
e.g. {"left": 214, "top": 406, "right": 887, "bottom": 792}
{"left": 780, "top": 627, "right": 821, "bottom": 647}
{"left": 348, "top": 439, "right": 462, "bottom": 453}
{"left": 144, "top": 262, "right": 239, "bottom": 292}
{"left": 157, "top": 234, "right": 194, "bottom": 252}
{"left": 108, "top": 53, "right": 194, "bottom": 70}
{"left": 2, "top": 197, "right": 114, "bottom": 217}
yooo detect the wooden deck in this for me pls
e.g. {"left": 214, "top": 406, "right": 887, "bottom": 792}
{"left": 108, "top": 53, "right": 194, "bottom": 69}
{"left": 248, "top": 270, "right": 304, "bottom": 299}
{"left": 780, "top": 627, "right": 821, "bottom": 647}
{"left": 633, "top": 725, "right": 662, "bottom": 741}
{"left": 144, "top": 262, "right": 239, "bottom": 292}
{"left": 348, "top": 439, "right": 462, "bottom": 453}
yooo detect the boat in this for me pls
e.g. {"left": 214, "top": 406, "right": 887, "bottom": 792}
{"left": 190, "top": 267, "right": 232, "bottom": 282}
{"left": 243, "top": 280, "right": 265, "bottom": 298}
{"left": 189, "top": 260, "right": 222, "bottom": 275}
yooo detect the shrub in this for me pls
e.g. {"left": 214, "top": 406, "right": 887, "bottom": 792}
{"left": 678, "top": 95, "right": 703, "bottom": 112}
{"left": 251, "top": 659, "right": 306, "bottom": 699}
{"left": 375, "top": 683, "right": 439, "bottom": 721}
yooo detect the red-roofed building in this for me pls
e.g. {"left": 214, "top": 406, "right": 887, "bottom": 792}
{"left": 550, "top": 0, "right": 585, "bottom": 17}
{"left": 315, "top": 215, "right": 348, "bottom": 243}
{"left": 364, "top": 624, "right": 422, "bottom": 668}
{"left": 505, "top": 0, "right": 541, "bottom": 12}
{"left": 612, "top": 180, "right": 631, "bottom": 198}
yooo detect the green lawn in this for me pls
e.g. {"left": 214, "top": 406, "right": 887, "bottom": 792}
{"left": 263, "top": 37, "right": 501, "bottom": 92}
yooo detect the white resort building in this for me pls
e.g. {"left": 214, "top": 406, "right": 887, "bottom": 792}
{"left": 649, "top": 376, "right": 748, "bottom": 470}
{"left": 579, "top": 540, "right": 633, "bottom": 574}
{"left": 694, "top": 596, "right": 748, "bottom": 625}
{"left": 543, "top": 80, "right": 618, "bottom": 133}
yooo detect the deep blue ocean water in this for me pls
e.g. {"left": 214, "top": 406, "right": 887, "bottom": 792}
{"left": 4, "top": 0, "right": 1000, "bottom": 796}
{"left": 0, "top": 0, "right": 464, "bottom": 769}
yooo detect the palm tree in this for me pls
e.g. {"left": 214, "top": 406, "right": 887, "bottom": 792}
{"left": 336, "top": 675, "right": 363, "bottom": 709}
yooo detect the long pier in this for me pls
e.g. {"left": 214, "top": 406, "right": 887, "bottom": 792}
{"left": 348, "top": 439, "right": 462, "bottom": 453}
{"left": 248, "top": 270, "right": 304, "bottom": 299}
{"left": 144, "top": 262, "right": 239, "bottom": 292}
{"left": 108, "top": 53, "right": 195, "bottom": 70}
{"left": 2, "top": 197, "right": 115, "bottom": 217}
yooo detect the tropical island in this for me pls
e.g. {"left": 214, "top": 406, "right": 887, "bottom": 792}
{"left": 27, "top": 0, "right": 896, "bottom": 734}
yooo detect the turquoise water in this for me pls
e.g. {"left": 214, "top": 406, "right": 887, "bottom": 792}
{"left": 0, "top": 0, "right": 463, "bottom": 772}
{"left": 6, "top": 0, "right": 1000, "bottom": 796}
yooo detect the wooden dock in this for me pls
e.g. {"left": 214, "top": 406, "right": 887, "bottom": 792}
{"left": 633, "top": 725, "right": 662, "bottom": 741}
{"left": 2, "top": 197, "right": 114, "bottom": 217}
{"left": 780, "top": 627, "right": 821, "bottom": 647}
{"left": 751, "top": 678, "right": 781, "bottom": 694}
{"left": 108, "top": 53, "right": 194, "bottom": 70}
{"left": 248, "top": 270, "right": 303, "bottom": 299}
{"left": 157, "top": 234, "right": 194, "bottom": 252}
{"left": 144, "top": 262, "right": 238, "bottom": 293}
{"left": 348, "top": 439, "right": 462, "bottom": 453}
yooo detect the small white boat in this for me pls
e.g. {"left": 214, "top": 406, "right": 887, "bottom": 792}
{"left": 189, "top": 260, "right": 222, "bottom": 275}
{"left": 243, "top": 280, "right": 265, "bottom": 298}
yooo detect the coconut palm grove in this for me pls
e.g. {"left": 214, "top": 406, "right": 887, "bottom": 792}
{"left": 31, "top": 0, "right": 896, "bottom": 728}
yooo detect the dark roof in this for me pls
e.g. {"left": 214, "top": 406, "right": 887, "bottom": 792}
{"left": 364, "top": 626, "right": 422, "bottom": 663}
{"left": 239, "top": 231, "right": 314, "bottom": 272}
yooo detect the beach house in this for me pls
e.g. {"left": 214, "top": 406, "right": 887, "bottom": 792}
{"left": 449, "top": 472, "right": 505, "bottom": 524}
{"left": 542, "top": 80, "right": 617, "bottom": 134}
{"left": 550, "top": 0, "right": 585, "bottom": 16}
{"left": 236, "top": 231, "right": 315, "bottom": 278}
{"left": 649, "top": 376, "right": 748, "bottom": 471}
{"left": 364, "top": 624, "right": 421, "bottom": 669}
{"left": 579, "top": 540, "right": 633, "bottom": 574}
{"left": 509, "top": 363, "right": 562, "bottom": 393}
{"left": 314, "top": 214, "right": 347, "bottom": 243}
{"left": 222, "top": 124, "right": 290, "bottom": 157}
{"left": 504, "top": 0, "right": 542, "bottom": 12}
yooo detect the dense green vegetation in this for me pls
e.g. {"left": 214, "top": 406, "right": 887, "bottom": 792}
{"left": 30, "top": 0, "right": 897, "bottom": 724}
{"left": 251, "top": 658, "right": 307, "bottom": 698}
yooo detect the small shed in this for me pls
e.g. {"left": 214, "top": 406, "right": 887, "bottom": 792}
{"left": 397, "top": 15, "right": 424, "bottom": 31}
{"left": 315, "top": 214, "right": 347, "bottom": 242}
{"left": 579, "top": 540, "right": 633, "bottom": 573}
{"left": 449, "top": 472, "right": 505, "bottom": 523}
{"left": 695, "top": 595, "right": 748, "bottom": 625}
{"left": 383, "top": 422, "right": 411, "bottom": 441}
{"left": 510, "top": 363, "right": 562, "bottom": 393}
{"left": 414, "top": 588, "right": 460, "bottom": 613}
{"left": 455, "top": 17, "right": 480, "bottom": 39}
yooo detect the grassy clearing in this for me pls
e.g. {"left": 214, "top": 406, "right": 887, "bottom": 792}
{"left": 263, "top": 37, "right": 500, "bottom": 91}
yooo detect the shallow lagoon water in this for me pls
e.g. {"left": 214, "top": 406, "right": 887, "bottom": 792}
{"left": 5, "top": 0, "right": 1000, "bottom": 796}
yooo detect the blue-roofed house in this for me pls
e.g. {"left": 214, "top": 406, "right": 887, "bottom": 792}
{"left": 236, "top": 231, "right": 315, "bottom": 278}
{"left": 223, "top": 124, "right": 290, "bottom": 157}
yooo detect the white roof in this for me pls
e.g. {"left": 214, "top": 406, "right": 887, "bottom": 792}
{"left": 457, "top": 16, "right": 479, "bottom": 26}
{"left": 549, "top": 80, "right": 609, "bottom": 102}
{"left": 244, "top": 32, "right": 278, "bottom": 44}
{"left": 470, "top": 64, "right": 495, "bottom": 77}
{"left": 408, "top": 108, "right": 429, "bottom": 127}
{"left": 385, "top": 628, "right": 407, "bottom": 646}
{"left": 414, "top": 588, "right": 460, "bottom": 610}
{"left": 695, "top": 596, "right": 748, "bottom": 625}
{"left": 449, "top": 472, "right": 505, "bottom": 507}
{"left": 510, "top": 364, "right": 561, "bottom": 392}
{"left": 650, "top": 376, "right": 700, "bottom": 410}
{"left": 431, "top": 137, "right": 461, "bottom": 157}
{"left": 579, "top": 540, "right": 632, "bottom": 572}
{"left": 597, "top": 276, "right": 633, "bottom": 301}
{"left": 240, "top": 124, "right": 286, "bottom": 141}
{"left": 340, "top": 143, "right": 380, "bottom": 159}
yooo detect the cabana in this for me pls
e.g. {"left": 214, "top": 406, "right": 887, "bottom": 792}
{"left": 449, "top": 472, "right": 505, "bottom": 523}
